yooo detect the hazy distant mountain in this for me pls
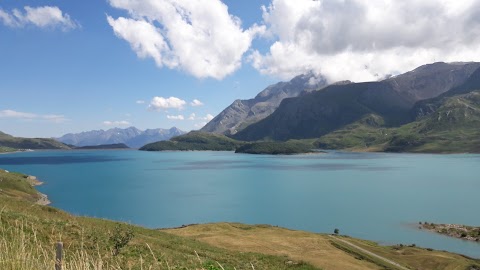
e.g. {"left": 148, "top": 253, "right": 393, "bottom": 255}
{"left": 0, "top": 131, "right": 69, "bottom": 150}
{"left": 233, "top": 62, "right": 480, "bottom": 141}
{"left": 201, "top": 73, "right": 328, "bottom": 135}
{"left": 57, "top": 127, "right": 185, "bottom": 148}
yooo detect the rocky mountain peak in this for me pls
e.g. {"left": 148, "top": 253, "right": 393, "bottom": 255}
{"left": 201, "top": 72, "right": 328, "bottom": 135}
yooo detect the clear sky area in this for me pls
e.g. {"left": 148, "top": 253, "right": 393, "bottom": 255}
{"left": 1, "top": 0, "right": 479, "bottom": 137}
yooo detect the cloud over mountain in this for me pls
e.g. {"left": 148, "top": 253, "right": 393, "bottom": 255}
{"left": 252, "top": 0, "right": 480, "bottom": 82}
{"left": 103, "top": 120, "right": 131, "bottom": 127}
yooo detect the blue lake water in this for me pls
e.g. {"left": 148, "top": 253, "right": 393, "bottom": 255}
{"left": 0, "top": 150, "right": 479, "bottom": 258}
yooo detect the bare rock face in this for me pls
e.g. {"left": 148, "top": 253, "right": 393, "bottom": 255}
{"left": 201, "top": 73, "right": 328, "bottom": 135}
{"left": 386, "top": 62, "right": 480, "bottom": 102}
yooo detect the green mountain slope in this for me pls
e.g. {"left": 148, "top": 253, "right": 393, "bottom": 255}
{"left": 385, "top": 90, "right": 480, "bottom": 153}
{"left": 315, "top": 114, "right": 392, "bottom": 151}
{"left": 75, "top": 143, "right": 130, "bottom": 150}
{"left": 316, "top": 90, "right": 480, "bottom": 153}
{"left": 139, "top": 131, "right": 244, "bottom": 151}
{"left": 0, "top": 131, "right": 70, "bottom": 150}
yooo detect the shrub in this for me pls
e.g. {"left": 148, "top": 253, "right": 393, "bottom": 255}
{"left": 109, "top": 225, "right": 134, "bottom": 256}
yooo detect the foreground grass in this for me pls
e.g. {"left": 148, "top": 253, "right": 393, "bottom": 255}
{"left": 0, "top": 189, "right": 319, "bottom": 270}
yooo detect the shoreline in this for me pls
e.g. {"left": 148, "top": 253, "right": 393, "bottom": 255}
{"left": 26, "top": 175, "right": 51, "bottom": 206}
{"left": 35, "top": 192, "right": 51, "bottom": 205}
{"left": 419, "top": 222, "right": 480, "bottom": 243}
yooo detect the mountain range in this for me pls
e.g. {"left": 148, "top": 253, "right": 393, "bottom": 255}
{"left": 56, "top": 127, "right": 185, "bottom": 148}
{"left": 232, "top": 62, "right": 480, "bottom": 142}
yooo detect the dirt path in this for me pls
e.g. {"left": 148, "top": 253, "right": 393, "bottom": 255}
{"left": 328, "top": 235, "right": 410, "bottom": 270}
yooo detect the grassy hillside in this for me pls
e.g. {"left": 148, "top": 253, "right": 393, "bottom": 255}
{"left": 315, "top": 114, "right": 391, "bottom": 151}
{"left": 140, "top": 131, "right": 244, "bottom": 151}
{"left": 315, "top": 90, "right": 480, "bottom": 153}
{"left": 0, "top": 131, "right": 70, "bottom": 150}
{"left": 385, "top": 90, "right": 480, "bottom": 153}
{"left": 0, "top": 146, "right": 17, "bottom": 153}
{"left": 0, "top": 170, "right": 42, "bottom": 202}
{"left": 75, "top": 143, "right": 130, "bottom": 150}
{"left": 0, "top": 170, "right": 318, "bottom": 270}
{"left": 140, "top": 132, "right": 318, "bottom": 154}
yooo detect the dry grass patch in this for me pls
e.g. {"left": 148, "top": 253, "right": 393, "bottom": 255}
{"left": 164, "top": 223, "right": 382, "bottom": 270}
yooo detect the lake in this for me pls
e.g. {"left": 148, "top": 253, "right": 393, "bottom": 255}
{"left": 0, "top": 150, "right": 479, "bottom": 258}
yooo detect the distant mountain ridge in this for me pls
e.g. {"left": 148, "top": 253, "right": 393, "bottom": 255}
{"left": 57, "top": 127, "right": 185, "bottom": 148}
{"left": 201, "top": 73, "right": 328, "bottom": 135}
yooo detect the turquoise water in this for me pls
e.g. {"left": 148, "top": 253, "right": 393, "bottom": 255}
{"left": 1, "top": 150, "right": 479, "bottom": 258}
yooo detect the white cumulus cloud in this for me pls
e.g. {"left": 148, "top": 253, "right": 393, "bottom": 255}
{"left": 194, "top": 122, "right": 208, "bottom": 128}
{"left": 103, "top": 120, "right": 131, "bottom": 126}
{"left": 167, "top": 115, "right": 185, "bottom": 120}
{"left": 148, "top": 96, "right": 186, "bottom": 111}
{"left": 187, "top": 113, "right": 214, "bottom": 121}
{"left": 190, "top": 99, "right": 204, "bottom": 107}
{"left": 136, "top": 100, "right": 146, "bottom": 104}
{"left": 204, "top": 114, "right": 214, "bottom": 121}
{"left": 0, "top": 6, "right": 78, "bottom": 30}
{"left": 0, "top": 109, "right": 68, "bottom": 123}
{"left": 107, "top": 0, "right": 265, "bottom": 80}
{"left": 252, "top": 0, "right": 480, "bottom": 82}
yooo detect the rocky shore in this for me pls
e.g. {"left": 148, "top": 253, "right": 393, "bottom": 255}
{"left": 419, "top": 222, "right": 480, "bottom": 242}
{"left": 36, "top": 193, "right": 51, "bottom": 205}
{"left": 26, "top": 175, "right": 51, "bottom": 205}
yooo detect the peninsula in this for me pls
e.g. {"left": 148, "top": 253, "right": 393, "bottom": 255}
{"left": 420, "top": 222, "right": 480, "bottom": 242}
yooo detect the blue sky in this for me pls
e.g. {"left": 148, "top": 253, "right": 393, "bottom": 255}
{"left": 1, "top": 0, "right": 479, "bottom": 137}
{"left": 0, "top": 0, "right": 275, "bottom": 137}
